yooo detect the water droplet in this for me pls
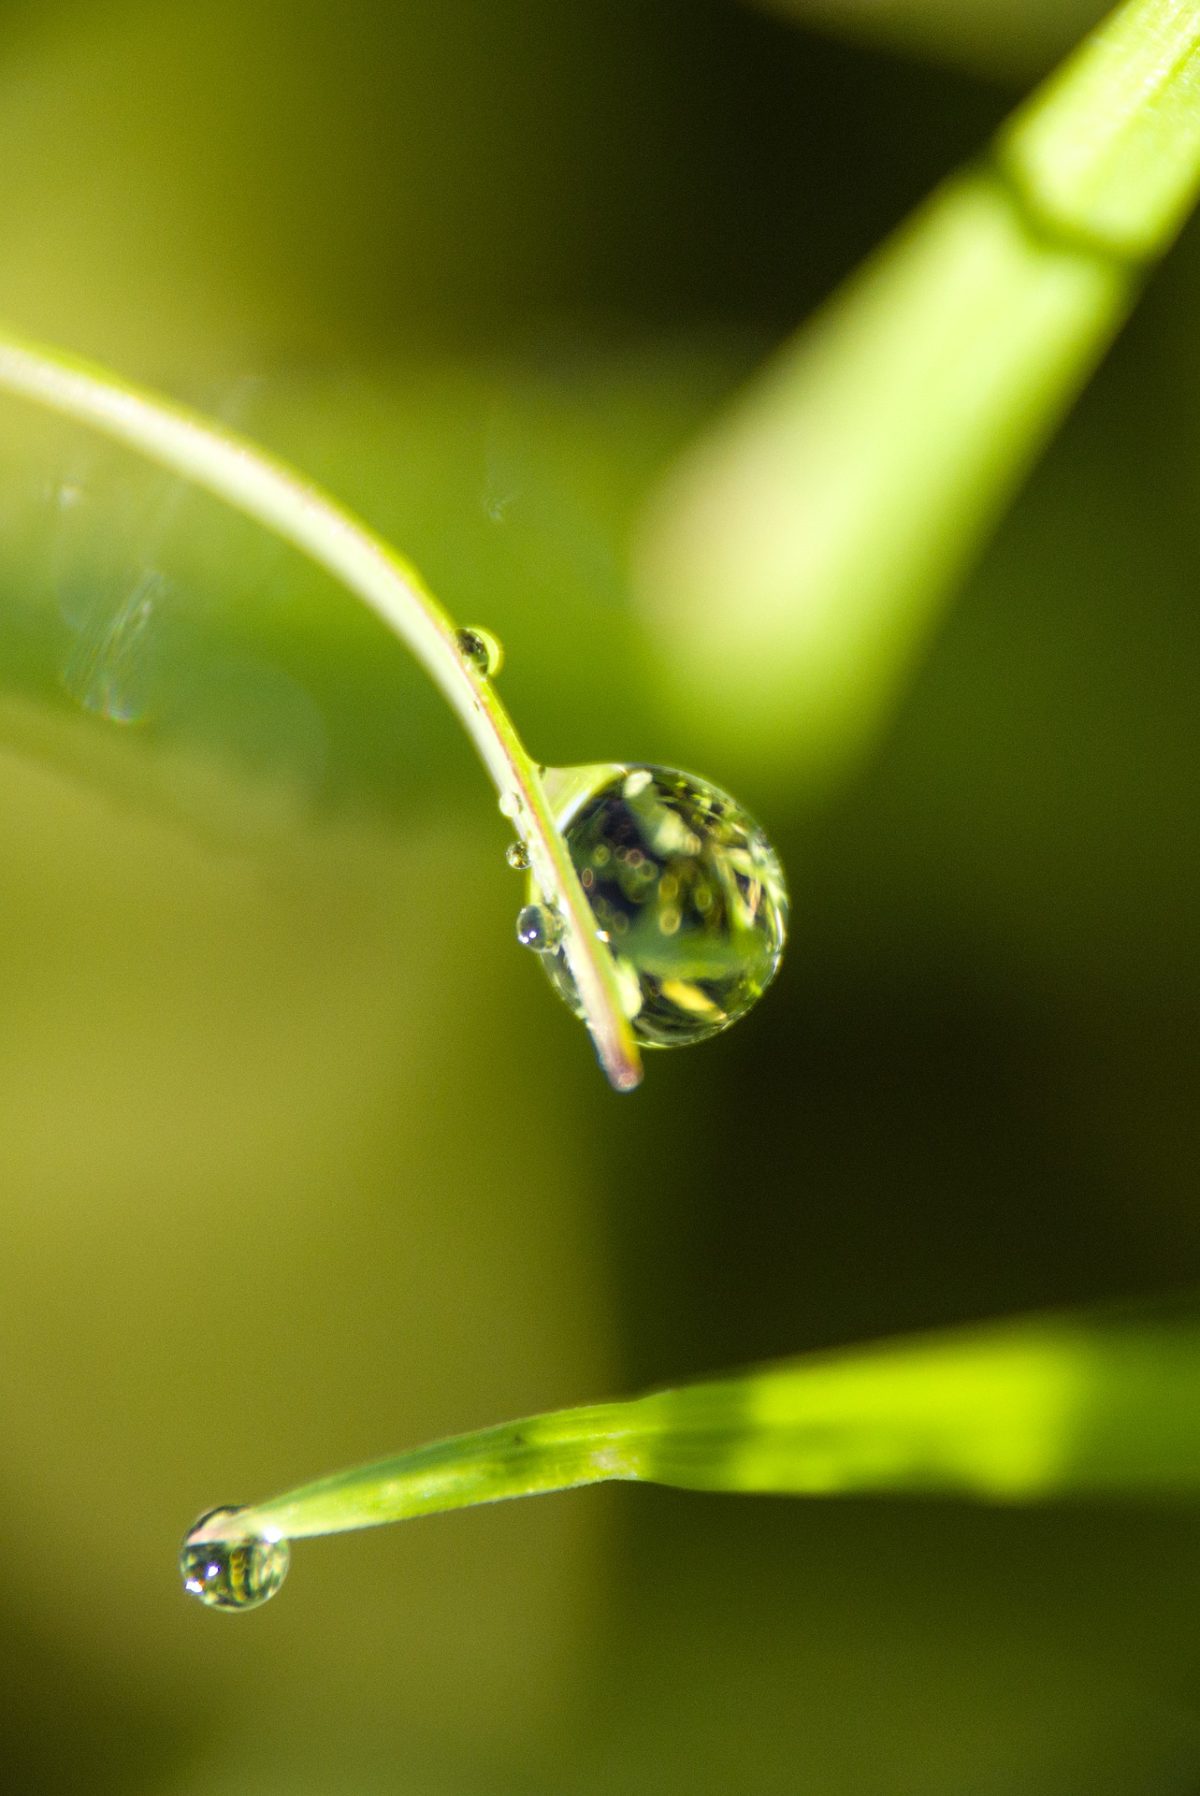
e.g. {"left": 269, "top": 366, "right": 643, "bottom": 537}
{"left": 506, "top": 840, "right": 530, "bottom": 871}
{"left": 455, "top": 626, "right": 504, "bottom": 678}
{"left": 516, "top": 902, "right": 561, "bottom": 952}
{"left": 528, "top": 764, "right": 788, "bottom": 1047}
{"left": 179, "top": 1506, "right": 290, "bottom": 1612}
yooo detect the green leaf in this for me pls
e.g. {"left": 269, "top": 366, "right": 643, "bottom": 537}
{"left": 637, "top": 0, "right": 1200, "bottom": 790}
{"left": 188, "top": 1302, "right": 1200, "bottom": 1581}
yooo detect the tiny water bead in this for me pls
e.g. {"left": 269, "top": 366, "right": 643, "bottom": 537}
{"left": 516, "top": 902, "right": 561, "bottom": 951}
{"left": 505, "top": 839, "right": 531, "bottom": 871}
{"left": 454, "top": 625, "right": 504, "bottom": 678}
{"left": 527, "top": 764, "right": 788, "bottom": 1047}
{"left": 179, "top": 1507, "right": 290, "bottom": 1612}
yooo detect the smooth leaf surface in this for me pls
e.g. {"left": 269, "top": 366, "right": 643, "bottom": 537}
{"left": 638, "top": 0, "right": 1200, "bottom": 791}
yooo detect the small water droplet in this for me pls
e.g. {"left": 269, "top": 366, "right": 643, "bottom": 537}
{"left": 506, "top": 840, "right": 530, "bottom": 871}
{"left": 516, "top": 902, "right": 561, "bottom": 952}
{"left": 525, "top": 763, "right": 788, "bottom": 1047}
{"left": 455, "top": 626, "right": 504, "bottom": 678}
{"left": 179, "top": 1506, "right": 290, "bottom": 1612}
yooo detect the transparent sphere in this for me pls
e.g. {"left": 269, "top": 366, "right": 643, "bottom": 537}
{"left": 179, "top": 1506, "right": 290, "bottom": 1612}
{"left": 531, "top": 764, "right": 788, "bottom": 1047}
{"left": 516, "top": 902, "right": 561, "bottom": 951}
{"left": 454, "top": 625, "right": 504, "bottom": 678}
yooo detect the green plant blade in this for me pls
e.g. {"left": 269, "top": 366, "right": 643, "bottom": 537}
{"left": 637, "top": 0, "right": 1200, "bottom": 789}
{"left": 188, "top": 1304, "right": 1200, "bottom": 1554}
{"left": 0, "top": 330, "right": 644, "bottom": 1091}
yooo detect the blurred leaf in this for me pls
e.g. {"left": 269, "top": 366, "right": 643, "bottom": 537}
{"left": 637, "top": 0, "right": 1200, "bottom": 793}
{"left": 751, "top": 0, "right": 1108, "bottom": 80}
{"left": 636, "top": 1305, "right": 1200, "bottom": 1500}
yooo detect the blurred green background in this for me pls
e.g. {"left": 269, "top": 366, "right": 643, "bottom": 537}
{"left": 3, "top": 1, "right": 1200, "bottom": 1792}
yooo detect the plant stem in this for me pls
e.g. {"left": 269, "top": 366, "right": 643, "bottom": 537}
{"left": 0, "top": 326, "right": 642, "bottom": 1091}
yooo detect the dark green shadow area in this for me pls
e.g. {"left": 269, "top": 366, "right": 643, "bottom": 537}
{"left": 0, "top": 1587, "right": 185, "bottom": 1795}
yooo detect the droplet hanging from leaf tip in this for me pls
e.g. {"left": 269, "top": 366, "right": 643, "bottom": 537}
{"left": 526, "top": 763, "right": 788, "bottom": 1047}
{"left": 179, "top": 1506, "right": 290, "bottom": 1612}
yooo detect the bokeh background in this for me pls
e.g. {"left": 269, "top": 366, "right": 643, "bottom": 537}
{"left": 2, "top": 1, "right": 1200, "bottom": 1792}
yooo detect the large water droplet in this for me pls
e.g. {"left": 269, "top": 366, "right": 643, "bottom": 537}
{"left": 530, "top": 764, "right": 788, "bottom": 1046}
{"left": 179, "top": 1506, "right": 290, "bottom": 1612}
{"left": 455, "top": 626, "right": 504, "bottom": 678}
{"left": 516, "top": 902, "right": 561, "bottom": 951}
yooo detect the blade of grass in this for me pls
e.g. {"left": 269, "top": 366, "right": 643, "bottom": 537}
{"left": 637, "top": 0, "right": 1200, "bottom": 790}
{"left": 187, "top": 1303, "right": 1200, "bottom": 1554}
{"left": 0, "top": 329, "right": 642, "bottom": 1091}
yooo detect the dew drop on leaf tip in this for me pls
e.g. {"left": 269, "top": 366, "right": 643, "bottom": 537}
{"left": 455, "top": 625, "right": 504, "bottom": 678}
{"left": 528, "top": 762, "right": 788, "bottom": 1048}
{"left": 179, "top": 1506, "right": 290, "bottom": 1612}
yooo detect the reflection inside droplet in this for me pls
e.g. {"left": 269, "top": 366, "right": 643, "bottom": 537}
{"left": 179, "top": 1506, "right": 290, "bottom": 1612}
{"left": 516, "top": 902, "right": 561, "bottom": 951}
{"left": 455, "top": 625, "right": 504, "bottom": 678}
{"left": 529, "top": 763, "right": 788, "bottom": 1047}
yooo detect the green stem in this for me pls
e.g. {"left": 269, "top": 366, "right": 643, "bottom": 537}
{"left": 0, "top": 327, "right": 641, "bottom": 1091}
{"left": 186, "top": 1307, "right": 1200, "bottom": 1548}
